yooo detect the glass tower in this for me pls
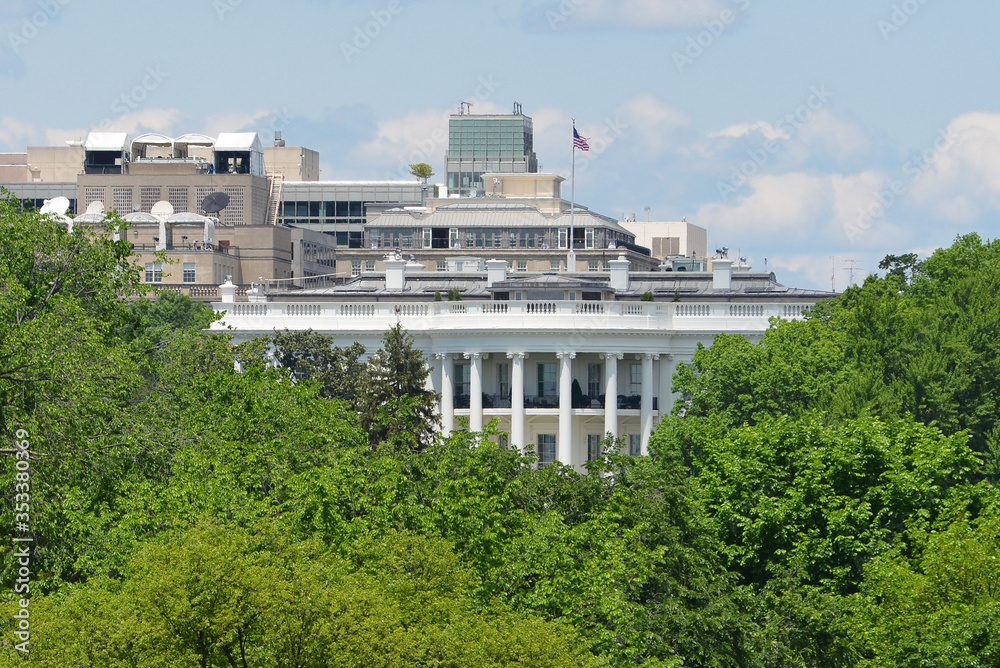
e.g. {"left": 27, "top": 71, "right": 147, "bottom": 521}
{"left": 446, "top": 106, "right": 538, "bottom": 197}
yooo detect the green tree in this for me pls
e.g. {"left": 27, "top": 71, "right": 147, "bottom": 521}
{"left": 358, "top": 323, "right": 439, "bottom": 450}
{"left": 270, "top": 328, "right": 367, "bottom": 403}
{"left": 690, "top": 416, "right": 978, "bottom": 594}
{"left": 126, "top": 290, "right": 218, "bottom": 347}
{"left": 408, "top": 162, "right": 435, "bottom": 183}
{"left": 8, "top": 522, "right": 602, "bottom": 667}
{"left": 855, "top": 489, "right": 1000, "bottom": 667}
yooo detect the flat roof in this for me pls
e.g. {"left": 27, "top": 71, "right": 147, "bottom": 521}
{"left": 84, "top": 132, "right": 129, "bottom": 151}
{"left": 214, "top": 133, "right": 261, "bottom": 152}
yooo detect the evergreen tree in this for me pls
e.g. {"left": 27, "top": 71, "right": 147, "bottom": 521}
{"left": 358, "top": 323, "right": 439, "bottom": 450}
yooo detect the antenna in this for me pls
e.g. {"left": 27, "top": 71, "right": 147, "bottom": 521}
{"left": 151, "top": 201, "right": 175, "bottom": 218}
{"left": 459, "top": 101, "right": 473, "bottom": 115}
{"left": 831, "top": 255, "right": 836, "bottom": 292}
{"left": 513, "top": 101, "right": 522, "bottom": 115}
{"left": 39, "top": 196, "right": 70, "bottom": 218}
{"left": 644, "top": 206, "right": 651, "bottom": 222}
{"left": 843, "top": 259, "right": 864, "bottom": 287}
{"left": 201, "top": 192, "right": 230, "bottom": 214}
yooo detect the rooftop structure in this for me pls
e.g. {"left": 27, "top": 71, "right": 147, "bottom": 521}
{"left": 445, "top": 102, "right": 538, "bottom": 197}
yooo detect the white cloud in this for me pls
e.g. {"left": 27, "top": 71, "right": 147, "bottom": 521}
{"left": 614, "top": 94, "right": 689, "bottom": 155}
{"left": 711, "top": 121, "right": 789, "bottom": 142}
{"left": 908, "top": 112, "right": 1000, "bottom": 222}
{"left": 0, "top": 115, "right": 43, "bottom": 150}
{"left": 796, "top": 110, "right": 870, "bottom": 161}
{"left": 352, "top": 101, "right": 506, "bottom": 180}
{"left": 535, "top": 0, "right": 732, "bottom": 30}
{"left": 202, "top": 110, "right": 275, "bottom": 138}
{"left": 0, "top": 108, "right": 184, "bottom": 152}
{"left": 696, "top": 170, "right": 896, "bottom": 247}
{"left": 96, "top": 108, "right": 184, "bottom": 135}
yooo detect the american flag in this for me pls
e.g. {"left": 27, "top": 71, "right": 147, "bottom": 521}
{"left": 573, "top": 128, "right": 590, "bottom": 151}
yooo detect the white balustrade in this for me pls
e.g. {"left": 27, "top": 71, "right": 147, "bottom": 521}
{"left": 213, "top": 299, "right": 810, "bottom": 334}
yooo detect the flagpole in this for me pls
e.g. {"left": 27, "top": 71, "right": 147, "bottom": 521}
{"left": 568, "top": 119, "right": 576, "bottom": 272}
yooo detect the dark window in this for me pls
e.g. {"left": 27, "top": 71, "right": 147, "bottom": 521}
{"left": 538, "top": 434, "right": 556, "bottom": 465}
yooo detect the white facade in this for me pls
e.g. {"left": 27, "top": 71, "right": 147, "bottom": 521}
{"left": 211, "top": 292, "right": 819, "bottom": 468}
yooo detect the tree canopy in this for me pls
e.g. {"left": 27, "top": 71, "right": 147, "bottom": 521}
{"left": 6, "top": 195, "right": 1000, "bottom": 666}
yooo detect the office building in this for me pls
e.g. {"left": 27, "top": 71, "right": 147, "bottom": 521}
{"left": 445, "top": 102, "right": 538, "bottom": 197}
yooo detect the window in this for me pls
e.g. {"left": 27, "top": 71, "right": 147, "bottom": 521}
{"left": 588, "top": 363, "right": 602, "bottom": 398}
{"left": 450, "top": 228, "right": 459, "bottom": 248}
{"left": 538, "top": 363, "right": 556, "bottom": 397}
{"left": 455, "top": 363, "right": 471, "bottom": 397}
{"left": 550, "top": 261, "right": 561, "bottom": 272}
{"left": 497, "top": 434, "right": 509, "bottom": 449}
{"left": 436, "top": 260, "right": 446, "bottom": 271}
{"left": 144, "top": 262, "right": 162, "bottom": 283}
{"left": 588, "top": 434, "right": 602, "bottom": 461}
{"left": 509, "top": 231, "right": 517, "bottom": 247}
{"left": 585, "top": 227, "right": 595, "bottom": 249}
{"left": 364, "top": 260, "right": 375, "bottom": 272}
{"left": 629, "top": 363, "right": 642, "bottom": 395}
{"left": 537, "top": 434, "right": 556, "bottom": 466}
{"left": 588, "top": 261, "right": 598, "bottom": 272}
{"left": 558, "top": 228, "right": 568, "bottom": 249}
{"left": 516, "top": 260, "right": 527, "bottom": 272}
{"left": 422, "top": 228, "right": 431, "bottom": 248}
{"left": 497, "top": 363, "right": 510, "bottom": 398}
{"left": 351, "top": 261, "right": 361, "bottom": 276}
{"left": 629, "top": 434, "right": 642, "bottom": 457}
{"left": 182, "top": 263, "right": 196, "bottom": 283}
{"left": 466, "top": 231, "right": 475, "bottom": 247}
{"left": 603, "top": 261, "right": 611, "bottom": 271}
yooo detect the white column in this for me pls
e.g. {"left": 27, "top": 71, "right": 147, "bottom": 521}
{"left": 438, "top": 354, "right": 454, "bottom": 436}
{"left": 508, "top": 352, "right": 527, "bottom": 451}
{"left": 602, "top": 353, "right": 622, "bottom": 440}
{"left": 557, "top": 352, "right": 576, "bottom": 465}
{"left": 424, "top": 355, "right": 436, "bottom": 394}
{"left": 640, "top": 353, "right": 658, "bottom": 454}
{"left": 466, "top": 353, "right": 484, "bottom": 432}
{"left": 657, "top": 354, "right": 674, "bottom": 424}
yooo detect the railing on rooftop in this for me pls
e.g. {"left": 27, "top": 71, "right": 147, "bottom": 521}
{"left": 131, "top": 242, "right": 234, "bottom": 254}
{"left": 213, "top": 299, "right": 815, "bottom": 328}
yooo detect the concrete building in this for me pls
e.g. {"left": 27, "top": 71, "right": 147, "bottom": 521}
{"left": 276, "top": 180, "right": 425, "bottom": 240}
{"left": 0, "top": 130, "right": 340, "bottom": 300}
{"left": 336, "top": 172, "right": 660, "bottom": 275}
{"left": 212, "top": 256, "right": 835, "bottom": 468}
{"left": 621, "top": 219, "right": 708, "bottom": 260}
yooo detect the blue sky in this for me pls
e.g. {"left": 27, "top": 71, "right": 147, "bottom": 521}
{"left": 3, "top": 0, "right": 999, "bottom": 290}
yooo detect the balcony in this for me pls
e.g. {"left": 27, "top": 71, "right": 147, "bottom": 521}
{"left": 457, "top": 394, "right": 659, "bottom": 411}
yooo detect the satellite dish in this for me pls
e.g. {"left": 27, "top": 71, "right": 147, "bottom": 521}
{"left": 201, "top": 192, "right": 230, "bottom": 214}
{"left": 150, "top": 200, "right": 174, "bottom": 218}
{"left": 39, "top": 196, "right": 70, "bottom": 217}
{"left": 86, "top": 201, "right": 105, "bottom": 215}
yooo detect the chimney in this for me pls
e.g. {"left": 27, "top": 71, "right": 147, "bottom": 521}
{"left": 220, "top": 277, "right": 237, "bottom": 303}
{"left": 713, "top": 258, "right": 733, "bottom": 291}
{"left": 486, "top": 259, "right": 507, "bottom": 287}
{"left": 609, "top": 253, "right": 630, "bottom": 291}
{"left": 385, "top": 257, "right": 407, "bottom": 291}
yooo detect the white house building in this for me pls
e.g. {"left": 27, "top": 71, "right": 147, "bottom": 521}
{"left": 211, "top": 254, "right": 834, "bottom": 469}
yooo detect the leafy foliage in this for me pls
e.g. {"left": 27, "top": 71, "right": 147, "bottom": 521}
{"left": 8, "top": 199, "right": 1000, "bottom": 666}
